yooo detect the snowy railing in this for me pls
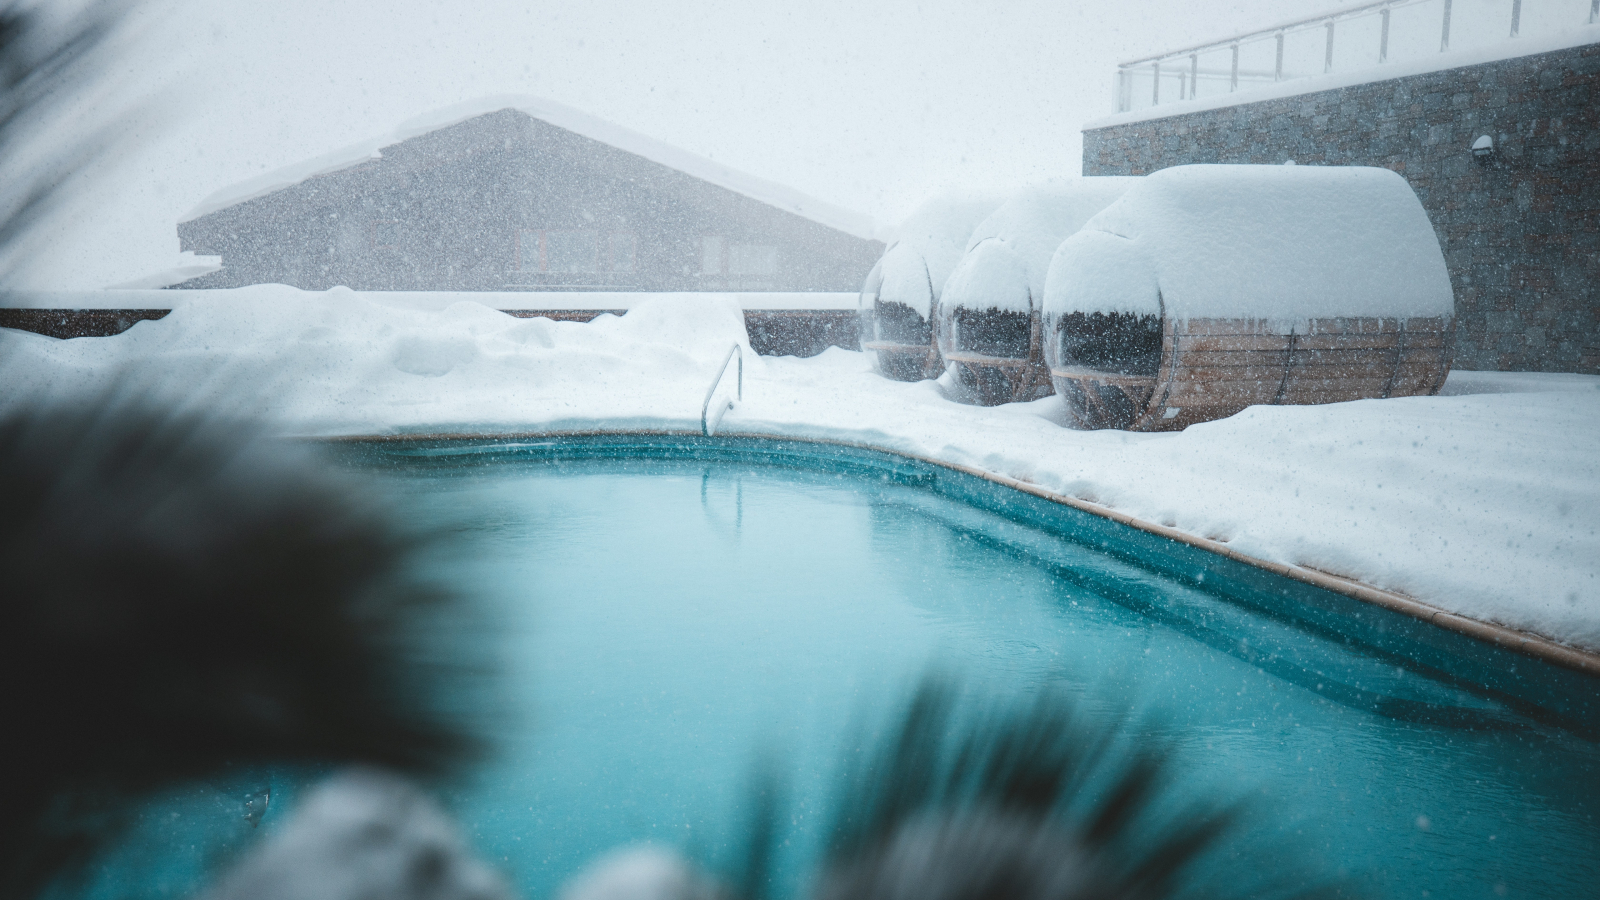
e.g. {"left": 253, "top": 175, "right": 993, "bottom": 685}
{"left": 1114, "top": 0, "right": 1599, "bottom": 113}
{"left": 701, "top": 343, "right": 743, "bottom": 437}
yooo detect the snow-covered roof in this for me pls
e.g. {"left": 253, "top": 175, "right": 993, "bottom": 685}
{"left": 180, "top": 95, "right": 878, "bottom": 240}
{"left": 104, "top": 253, "right": 221, "bottom": 290}
{"left": 1044, "top": 164, "right": 1454, "bottom": 324}
{"left": 938, "top": 179, "right": 1139, "bottom": 316}
{"left": 938, "top": 240, "right": 1031, "bottom": 318}
{"left": 1042, "top": 230, "right": 1158, "bottom": 320}
{"left": 874, "top": 194, "right": 1001, "bottom": 320}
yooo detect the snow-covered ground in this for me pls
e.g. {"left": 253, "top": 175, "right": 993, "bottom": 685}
{"left": 4, "top": 288, "right": 1597, "bottom": 652}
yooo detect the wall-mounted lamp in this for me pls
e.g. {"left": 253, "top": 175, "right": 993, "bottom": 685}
{"left": 1471, "top": 134, "right": 1495, "bottom": 164}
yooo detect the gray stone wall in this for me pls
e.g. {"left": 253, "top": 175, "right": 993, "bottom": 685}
{"left": 1083, "top": 42, "right": 1599, "bottom": 373}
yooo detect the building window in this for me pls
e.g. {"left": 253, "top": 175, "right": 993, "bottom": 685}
{"left": 519, "top": 231, "right": 536, "bottom": 271}
{"left": 608, "top": 233, "right": 637, "bottom": 274}
{"left": 728, "top": 243, "right": 778, "bottom": 276}
{"left": 372, "top": 219, "right": 402, "bottom": 247}
{"left": 701, "top": 236, "right": 726, "bottom": 275}
{"left": 702, "top": 237, "right": 778, "bottom": 277}
{"left": 546, "top": 229, "right": 601, "bottom": 273}
{"left": 521, "top": 230, "right": 637, "bottom": 273}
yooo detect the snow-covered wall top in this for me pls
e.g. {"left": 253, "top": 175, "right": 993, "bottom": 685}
{"left": 1087, "top": 24, "right": 1600, "bottom": 130}
{"left": 873, "top": 195, "right": 1001, "bottom": 320}
{"left": 106, "top": 253, "right": 222, "bottom": 290}
{"left": 1, "top": 289, "right": 858, "bottom": 311}
{"left": 1046, "top": 164, "right": 1454, "bottom": 325}
{"left": 181, "top": 95, "right": 878, "bottom": 241}
{"left": 939, "top": 179, "right": 1139, "bottom": 317}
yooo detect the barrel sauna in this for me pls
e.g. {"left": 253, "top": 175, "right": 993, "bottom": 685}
{"left": 861, "top": 196, "right": 998, "bottom": 381}
{"left": 1042, "top": 165, "right": 1455, "bottom": 431}
{"left": 935, "top": 179, "right": 1138, "bottom": 406}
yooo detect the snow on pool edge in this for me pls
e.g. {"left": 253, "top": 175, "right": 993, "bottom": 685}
{"left": 3, "top": 289, "right": 1597, "bottom": 654}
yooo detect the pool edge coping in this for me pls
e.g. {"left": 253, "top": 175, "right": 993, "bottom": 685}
{"left": 317, "top": 427, "right": 1600, "bottom": 680}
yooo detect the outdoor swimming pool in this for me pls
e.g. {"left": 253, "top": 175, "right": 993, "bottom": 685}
{"left": 366, "top": 436, "right": 1599, "bottom": 900}
{"left": 81, "top": 436, "right": 1600, "bottom": 900}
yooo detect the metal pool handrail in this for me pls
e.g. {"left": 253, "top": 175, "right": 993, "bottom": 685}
{"left": 700, "top": 343, "right": 743, "bottom": 437}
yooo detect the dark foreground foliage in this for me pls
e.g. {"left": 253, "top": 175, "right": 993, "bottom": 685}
{"left": 739, "top": 678, "right": 1353, "bottom": 900}
{"left": 0, "top": 0, "right": 133, "bottom": 283}
{"left": 0, "top": 398, "right": 481, "bottom": 899}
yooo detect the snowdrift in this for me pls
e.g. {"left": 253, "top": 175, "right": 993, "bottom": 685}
{"left": 0, "top": 287, "right": 755, "bottom": 435}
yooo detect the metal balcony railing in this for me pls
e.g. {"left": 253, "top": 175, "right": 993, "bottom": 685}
{"left": 1113, "top": 0, "right": 1598, "bottom": 113}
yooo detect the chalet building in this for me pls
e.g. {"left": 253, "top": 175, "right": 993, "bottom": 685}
{"left": 174, "top": 98, "right": 883, "bottom": 292}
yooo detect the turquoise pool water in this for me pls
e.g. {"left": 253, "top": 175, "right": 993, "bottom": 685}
{"left": 370, "top": 441, "right": 1598, "bottom": 900}
{"left": 76, "top": 438, "right": 1600, "bottom": 900}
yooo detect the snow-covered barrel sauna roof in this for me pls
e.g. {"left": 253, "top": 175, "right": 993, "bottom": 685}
{"left": 875, "top": 195, "right": 1001, "bottom": 320}
{"left": 180, "top": 94, "right": 878, "bottom": 241}
{"left": 1046, "top": 165, "right": 1454, "bottom": 326}
{"left": 940, "top": 179, "right": 1140, "bottom": 316}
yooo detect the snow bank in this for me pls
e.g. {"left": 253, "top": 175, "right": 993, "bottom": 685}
{"left": 1437, "top": 370, "right": 1600, "bottom": 396}
{"left": 871, "top": 195, "right": 1001, "bottom": 320}
{"left": 1054, "top": 165, "right": 1454, "bottom": 327}
{"left": 0, "top": 286, "right": 755, "bottom": 435}
{"left": 202, "top": 768, "right": 511, "bottom": 900}
{"left": 939, "top": 179, "right": 1139, "bottom": 317}
{"left": 2, "top": 287, "right": 1595, "bottom": 653}
{"left": 180, "top": 95, "right": 876, "bottom": 241}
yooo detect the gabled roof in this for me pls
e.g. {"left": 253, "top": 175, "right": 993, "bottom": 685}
{"left": 180, "top": 95, "right": 878, "bottom": 240}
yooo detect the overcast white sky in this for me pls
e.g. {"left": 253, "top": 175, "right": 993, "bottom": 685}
{"left": 22, "top": 0, "right": 1348, "bottom": 288}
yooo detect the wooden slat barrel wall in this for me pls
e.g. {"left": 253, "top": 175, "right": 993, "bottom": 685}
{"left": 866, "top": 299, "right": 944, "bottom": 382}
{"left": 942, "top": 352, "right": 1054, "bottom": 406}
{"left": 864, "top": 340, "right": 942, "bottom": 381}
{"left": 1054, "top": 315, "right": 1453, "bottom": 431}
{"left": 938, "top": 307, "right": 1055, "bottom": 406}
